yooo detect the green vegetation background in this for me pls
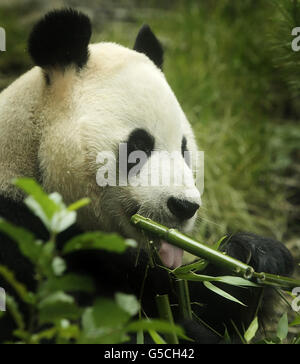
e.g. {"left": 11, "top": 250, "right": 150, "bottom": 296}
{"left": 0, "top": 0, "right": 299, "bottom": 259}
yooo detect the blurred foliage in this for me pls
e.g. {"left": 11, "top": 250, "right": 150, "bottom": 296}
{"left": 0, "top": 178, "right": 189, "bottom": 344}
{"left": 0, "top": 179, "right": 299, "bottom": 344}
{"left": 0, "top": 0, "right": 299, "bottom": 254}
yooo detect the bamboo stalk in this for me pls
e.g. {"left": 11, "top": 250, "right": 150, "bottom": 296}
{"left": 131, "top": 214, "right": 300, "bottom": 290}
{"left": 155, "top": 294, "right": 179, "bottom": 344}
{"left": 253, "top": 272, "right": 300, "bottom": 290}
{"left": 176, "top": 280, "right": 193, "bottom": 320}
{"left": 131, "top": 214, "right": 254, "bottom": 279}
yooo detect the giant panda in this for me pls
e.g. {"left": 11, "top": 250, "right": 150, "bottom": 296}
{"left": 0, "top": 9, "right": 294, "bottom": 343}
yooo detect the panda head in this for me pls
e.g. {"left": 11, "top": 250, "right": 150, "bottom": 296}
{"left": 28, "top": 9, "right": 201, "bottom": 267}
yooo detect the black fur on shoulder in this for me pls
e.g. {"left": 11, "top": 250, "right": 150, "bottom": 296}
{"left": 134, "top": 25, "right": 164, "bottom": 69}
{"left": 28, "top": 8, "right": 92, "bottom": 70}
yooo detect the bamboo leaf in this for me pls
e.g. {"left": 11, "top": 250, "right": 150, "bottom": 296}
{"left": 244, "top": 317, "right": 259, "bottom": 343}
{"left": 67, "top": 198, "right": 91, "bottom": 212}
{"left": 173, "top": 259, "right": 208, "bottom": 274}
{"left": 213, "top": 236, "right": 227, "bottom": 251}
{"left": 137, "top": 330, "right": 144, "bottom": 344}
{"left": 149, "top": 330, "right": 167, "bottom": 344}
{"left": 174, "top": 272, "right": 259, "bottom": 288}
{"left": 277, "top": 313, "right": 289, "bottom": 341}
{"left": 203, "top": 281, "right": 246, "bottom": 306}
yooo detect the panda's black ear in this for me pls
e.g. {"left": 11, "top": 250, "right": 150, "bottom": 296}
{"left": 28, "top": 8, "right": 92, "bottom": 70}
{"left": 134, "top": 25, "right": 164, "bottom": 70}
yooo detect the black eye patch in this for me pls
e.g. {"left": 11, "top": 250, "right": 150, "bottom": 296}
{"left": 119, "top": 129, "right": 155, "bottom": 180}
{"left": 182, "top": 136, "right": 191, "bottom": 167}
{"left": 181, "top": 136, "right": 188, "bottom": 157}
{"left": 127, "top": 128, "right": 155, "bottom": 157}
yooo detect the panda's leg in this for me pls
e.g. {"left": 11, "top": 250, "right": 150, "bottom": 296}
{"left": 222, "top": 233, "right": 294, "bottom": 276}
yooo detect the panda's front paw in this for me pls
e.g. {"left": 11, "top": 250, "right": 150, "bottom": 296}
{"left": 223, "top": 233, "right": 294, "bottom": 276}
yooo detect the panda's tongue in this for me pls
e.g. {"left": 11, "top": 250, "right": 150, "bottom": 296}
{"left": 159, "top": 241, "right": 183, "bottom": 269}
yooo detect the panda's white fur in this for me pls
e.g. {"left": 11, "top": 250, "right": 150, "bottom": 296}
{"left": 0, "top": 42, "right": 200, "bottom": 243}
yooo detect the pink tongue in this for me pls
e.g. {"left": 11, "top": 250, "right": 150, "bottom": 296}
{"left": 159, "top": 241, "right": 183, "bottom": 269}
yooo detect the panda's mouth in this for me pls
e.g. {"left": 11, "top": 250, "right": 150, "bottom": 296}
{"left": 126, "top": 203, "right": 184, "bottom": 268}
{"left": 158, "top": 241, "right": 183, "bottom": 269}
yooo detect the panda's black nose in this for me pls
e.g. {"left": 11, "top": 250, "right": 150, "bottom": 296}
{"left": 167, "top": 197, "right": 200, "bottom": 221}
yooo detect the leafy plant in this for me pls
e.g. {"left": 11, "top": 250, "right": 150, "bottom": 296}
{"left": 0, "top": 179, "right": 184, "bottom": 344}
{"left": 0, "top": 179, "right": 299, "bottom": 344}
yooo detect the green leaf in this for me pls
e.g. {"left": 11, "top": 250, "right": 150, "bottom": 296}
{"left": 38, "top": 292, "right": 82, "bottom": 325}
{"left": 203, "top": 281, "right": 246, "bottom": 306}
{"left": 214, "top": 276, "right": 259, "bottom": 288}
{"left": 6, "top": 295, "right": 25, "bottom": 330}
{"left": 244, "top": 316, "right": 259, "bottom": 343}
{"left": 174, "top": 272, "right": 259, "bottom": 288}
{"left": 223, "top": 326, "right": 232, "bottom": 344}
{"left": 39, "top": 292, "right": 74, "bottom": 308}
{"left": 63, "top": 232, "right": 136, "bottom": 255}
{"left": 39, "top": 274, "right": 95, "bottom": 297}
{"left": 115, "top": 293, "right": 140, "bottom": 317}
{"left": 290, "top": 316, "right": 300, "bottom": 327}
{"left": 85, "top": 298, "right": 130, "bottom": 329}
{"left": 79, "top": 327, "right": 129, "bottom": 345}
{"left": 52, "top": 257, "right": 67, "bottom": 277}
{"left": 173, "top": 259, "right": 208, "bottom": 275}
{"left": 0, "top": 265, "right": 35, "bottom": 304}
{"left": 36, "top": 241, "right": 56, "bottom": 278}
{"left": 0, "top": 219, "right": 41, "bottom": 264}
{"left": 14, "top": 179, "right": 78, "bottom": 234}
{"left": 57, "top": 323, "right": 80, "bottom": 341}
{"left": 212, "top": 236, "right": 227, "bottom": 251}
{"left": 137, "top": 330, "right": 144, "bottom": 344}
{"left": 149, "top": 330, "right": 167, "bottom": 344}
{"left": 277, "top": 313, "right": 289, "bottom": 341}
{"left": 67, "top": 198, "right": 91, "bottom": 212}
{"left": 126, "top": 319, "right": 187, "bottom": 339}
{"left": 30, "top": 328, "right": 58, "bottom": 344}
{"left": 80, "top": 299, "right": 131, "bottom": 344}
{"left": 50, "top": 209, "right": 77, "bottom": 234}
{"left": 14, "top": 178, "right": 59, "bottom": 221}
